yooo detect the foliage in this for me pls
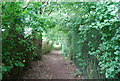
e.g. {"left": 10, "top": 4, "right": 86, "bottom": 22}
{"left": 2, "top": 2, "right": 49, "bottom": 78}
{"left": 41, "top": 41, "right": 53, "bottom": 55}
{"left": 44, "top": 2, "right": 120, "bottom": 79}
{"left": 1, "top": 1, "right": 120, "bottom": 79}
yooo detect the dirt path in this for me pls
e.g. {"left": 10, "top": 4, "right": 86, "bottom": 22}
{"left": 21, "top": 50, "right": 82, "bottom": 79}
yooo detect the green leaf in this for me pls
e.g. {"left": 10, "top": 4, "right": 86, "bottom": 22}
{"left": 18, "top": 63, "right": 25, "bottom": 67}
{"left": 2, "top": 66, "right": 7, "bottom": 72}
{"left": 14, "top": 63, "right": 19, "bottom": 67}
{"left": 114, "top": 51, "right": 120, "bottom": 55}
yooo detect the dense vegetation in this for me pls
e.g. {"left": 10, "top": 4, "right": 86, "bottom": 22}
{"left": 2, "top": 2, "right": 51, "bottom": 78}
{"left": 1, "top": 1, "right": 120, "bottom": 79}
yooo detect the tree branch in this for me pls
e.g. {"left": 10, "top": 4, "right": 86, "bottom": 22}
{"left": 48, "top": 9, "right": 53, "bottom": 16}
{"left": 42, "top": 0, "right": 49, "bottom": 15}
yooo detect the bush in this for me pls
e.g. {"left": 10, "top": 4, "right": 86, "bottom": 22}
{"left": 41, "top": 41, "right": 53, "bottom": 54}
{"left": 60, "top": 2, "right": 120, "bottom": 79}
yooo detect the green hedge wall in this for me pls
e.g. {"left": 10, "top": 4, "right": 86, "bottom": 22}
{"left": 62, "top": 2, "right": 120, "bottom": 79}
